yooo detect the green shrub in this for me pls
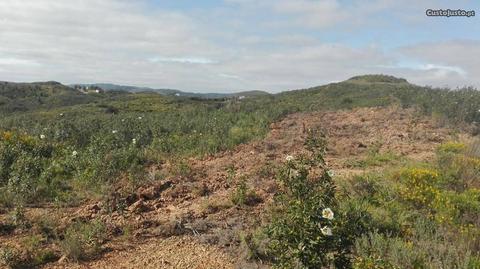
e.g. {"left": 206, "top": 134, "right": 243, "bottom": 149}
{"left": 9, "top": 206, "right": 28, "bottom": 229}
{"left": 355, "top": 232, "right": 422, "bottom": 269}
{"left": 59, "top": 220, "right": 106, "bottom": 261}
{"left": 349, "top": 143, "right": 400, "bottom": 168}
{"left": 225, "top": 164, "right": 236, "bottom": 186}
{"left": 171, "top": 159, "right": 192, "bottom": 178}
{"left": 19, "top": 234, "right": 57, "bottom": 266}
{"left": 32, "top": 214, "right": 60, "bottom": 241}
{"left": 436, "top": 142, "right": 480, "bottom": 191}
{"left": 231, "top": 178, "right": 262, "bottom": 206}
{"left": 266, "top": 130, "right": 370, "bottom": 268}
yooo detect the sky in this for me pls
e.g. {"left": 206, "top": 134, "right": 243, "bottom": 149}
{"left": 0, "top": 0, "right": 478, "bottom": 93}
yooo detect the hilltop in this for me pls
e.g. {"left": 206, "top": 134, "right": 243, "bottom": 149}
{"left": 0, "top": 81, "right": 128, "bottom": 114}
{"left": 347, "top": 74, "right": 409, "bottom": 84}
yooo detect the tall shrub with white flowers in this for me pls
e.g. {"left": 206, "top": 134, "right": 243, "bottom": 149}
{"left": 267, "top": 129, "right": 362, "bottom": 268}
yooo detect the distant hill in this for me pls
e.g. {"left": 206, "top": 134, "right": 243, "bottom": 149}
{"left": 71, "top": 83, "right": 271, "bottom": 99}
{"left": 4, "top": 74, "right": 478, "bottom": 126}
{"left": 0, "top": 81, "right": 99, "bottom": 113}
{"left": 0, "top": 74, "right": 428, "bottom": 115}
{"left": 0, "top": 80, "right": 271, "bottom": 114}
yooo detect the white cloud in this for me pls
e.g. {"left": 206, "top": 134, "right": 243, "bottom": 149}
{"left": 219, "top": 73, "right": 243, "bottom": 80}
{"left": 0, "top": 0, "right": 222, "bottom": 87}
{"left": 0, "top": 57, "right": 41, "bottom": 67}
{"left": 396, "top": 40, "right": 480, "bottom": 87}
{"left": 421, "top": 64, "right": 466, "bottom": 77}
{"left": 217, "top": 44, "right": 395, "bottom": 90}
{"left": 149, "top": 57, "right": 216, "bottom": 64}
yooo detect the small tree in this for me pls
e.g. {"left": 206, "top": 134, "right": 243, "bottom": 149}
{"left": 267, "top": 129, "right": 359, "bottom": 268}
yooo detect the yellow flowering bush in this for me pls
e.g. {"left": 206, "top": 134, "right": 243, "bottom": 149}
{"left": 1, "top": 131, "right": 13, "bottom": 141}
{"left": 399, "top": 168, "right": 440, "bottom": 208}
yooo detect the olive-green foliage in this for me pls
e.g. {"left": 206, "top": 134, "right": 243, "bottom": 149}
{"left": 0, "top": 246, "right": 21, "bottom": 269}
{"left": 240, "top": 229, "right": 271, "bottom": 261}
{"left": 355, "top": 221, "right": 477, "bottom": 269}
{"left": 0, "top": 235, "right": 57, "bottom": 268}
{"left": 436, "top": 141, "right": 480, "bottom": 190}
{"left": 348, "top": 74, "right": 408, "bottom": 84}
{"left": 230, "top": 178, "right": 261, "bottom": 206}
{"left": 59, "top": 220, "right": 106, "bottom": 261}
{"left": 21, "top": 234, "right": 57, "bottom": 266}
{"left": 346, "top": 143, "right": 401, "bottom": 168}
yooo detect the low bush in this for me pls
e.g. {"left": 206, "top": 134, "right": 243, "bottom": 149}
{"left": 355, "top": 219, "right": 479, "bottom": 269}
{"left": 436, "top": 141, "right": 480, "bottom": 190}
{"left": 240, "top": 229, "right": 271, "bottom": 262}
{"left": 59, "top": 220, "right": 106, "bottom": 261}
{"left": 0, "top": 246, "right": 21, "bottom": 269}
{"left": 231, "top": 178, "right": 262, "bottom": 206}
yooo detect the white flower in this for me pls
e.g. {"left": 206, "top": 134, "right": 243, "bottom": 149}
{"left": 285, "top": 155, "right": 294, "bottom": 161}
{"left": 40, "top": 134, "right": 46, "bottom": 139}
{"left": 327, "top": 170, "right": 335, "bottom": 177}
{"left": 320, "top": 226, "right": 333, "bottom": 236}
{"left": 112, "top": 130, "right": 118, "bottom": 134}
{"left": 322, "top": 208, "right": 334, "bottom": 220}
{"left": 132, "top": 138, "right": 137, "bottom": 144}
{"left": 138, "top": 116, "right": 143, "bottom": 120}
{"left": 72, "top": 150, "right": 78, "bottom": 157}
